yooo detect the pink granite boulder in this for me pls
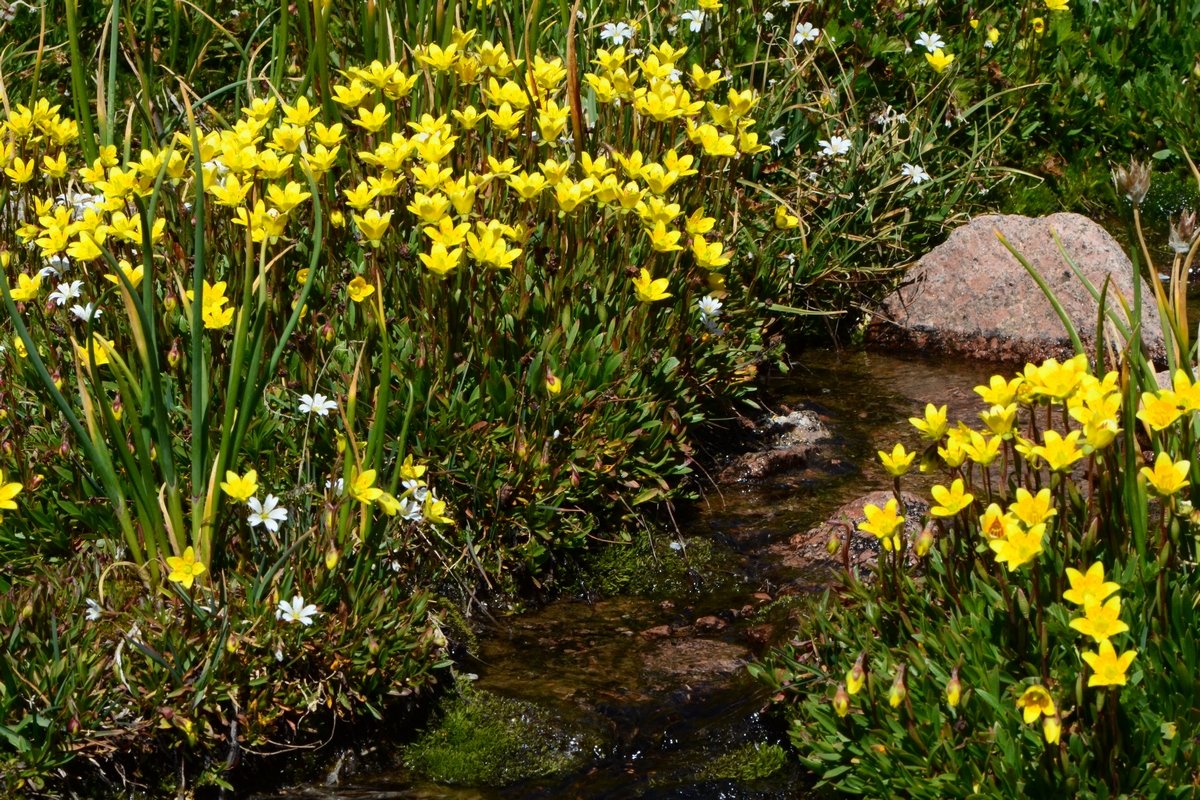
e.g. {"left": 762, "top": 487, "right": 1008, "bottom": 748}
{"left": 867, "top": 213, "right": 1164, "bottom": 364}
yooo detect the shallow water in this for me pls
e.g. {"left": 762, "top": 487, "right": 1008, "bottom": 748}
{"left": 252, "top": 348, "right": 1003, "bottom": 800}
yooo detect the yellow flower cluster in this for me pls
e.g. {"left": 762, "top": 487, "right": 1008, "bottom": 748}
{"left": 1064, "top": 562, "right": 1137, "bottom": 688}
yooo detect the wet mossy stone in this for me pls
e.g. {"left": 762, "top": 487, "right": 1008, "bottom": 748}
{"left": 403, "top": 684, "right": 606, "bottom": 786}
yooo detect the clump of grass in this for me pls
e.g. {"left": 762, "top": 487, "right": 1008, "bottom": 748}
{"left": 696, "top": 741, "right": 788, "bottom": 782}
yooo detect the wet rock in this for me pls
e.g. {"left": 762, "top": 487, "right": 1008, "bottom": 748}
{"left": 717, "top": 409, "right": 831, "bottom": 483}
{"left": 641, "top": 638, "right": 750, "bottom": 687}
{"left": 694, "top": 615, "right": 727, "bottom": 632}
{"left": 641, "top": 624, "right": 673, "bottom": 639}
{"left": 867, "top": 213, "right": 1164, "bottom": 365}
{"left": 769, "top": 490, "right": 930, "bottom": 583}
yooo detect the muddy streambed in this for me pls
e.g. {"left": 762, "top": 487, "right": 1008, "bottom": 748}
{"left": 250, "top": 349, "right": 1001, "bottom": 800}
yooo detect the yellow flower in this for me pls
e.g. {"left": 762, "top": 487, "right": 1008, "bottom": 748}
{"left": 979, "top": 503, "right": 1018, "bottom": 541}
{"left": 690, "top": 235, "right": 730, "bottom": 269}
{"left": 165, "top": 546, "right": 207, "bottom": 589}
{"left": 349, "top": 469, "right": 383, "bottom": 504}
{"left": 1140, "top": 451, "right": 1190, "bottom": 496}
{"left": 964, "top": 430, "right": 1001, "bottom": 466}
{"left": 1044, "top": 0, "right": 1068, "bottom": 11}
{"left": 423, "top": 494, "right": 453, "bottom": 524}
{"left": 220, "top": 469, "right": 259, "bottom": 503}
{"left": 858, "top": 497, "right": 904, "bottom": 541}
{"left": 1137, "top": 390, "right": 1184, "bottom": 432}
{"left": 1009, "top": 487, "right": 1056, "bottom": 527}
{"left": 1034, "top": 429, "right": 1084, "bottom": 472}
{"left": 418, "top": 244, "right": 464, "bottom": 278}
{"left": 352, "top": 208, "right": 393, "bottom": 247}
{"left": 989, "top": 523, "right": 1045, "bottom": 571}
{"left": 930, "top": 478, "right": 974, "bottom": 518}
{"left": 909, "top": 403, "right": 948, "bottom": 441}
{"left": 1015, "top": 685, "right": 1055, "bottom": 724}
{"left": 888, "top": 666, "right": 908, "bottom": 708}
{"left": 545, "top": 372, "right": 562, "bottom": 395}
{"left": 632, "top": 268, "right": 671, "bottom": 303}
{"left": 0, "top": 467, "right": 23, "bottom": 510}
{"left": 774, "top": 204, "right": 799, "bottom": 230}
{"left": 924, "top": 48, "right": 955, "bottom": 73}
{"left": 399, "top": 454, "right": 426, "bottom": 482}
{"left": 1069, "top": 595, "right": 1129, "bottom": 643}
{"left": 1063, "top": 562, "right": 1120, "bottom": 607}
{"left": 347, "top": 276, "right": 375, "bottom": 303}
{"left": 878, "top": 443, "right": 915, "bottom": 477}
{"left": 980, "top": 403, "right": 1018, "bottom": 437}
{"left": 75, "top": 333, "right": 114, "bottom": 367}
{"left": 1032, "top": 17, "right": 1045, "bottom": 34}
{"left": 352, "top": 103, "right": 390, "bottom": 133}
{"left": 9, "top": 273, "right": 42, "bottom": 302}
{"left": 202, "top": 302, "right": 235, "bottom": 330}
{"left": 1081, "top": 639, "right": 1137, "bottom": 687}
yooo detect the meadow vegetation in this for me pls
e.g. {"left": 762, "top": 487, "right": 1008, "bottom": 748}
{"left": 0, "top": 0, "right": 1196, "bottom": 794}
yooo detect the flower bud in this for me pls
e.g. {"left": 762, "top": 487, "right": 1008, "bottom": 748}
{"left": 945, "top": 667, "right": 962, "bottom": 708}
{"left": 167, "top": 339, "right": 181, "bottom": 369}
{"left": 1113, "top": 158, "right": 1151, "bottom": 206}
{"left": 1043, "top": 714, "right": 1061, "bottom": 745}
{"left": 888, "top": 664, "right": 908, "bottom": 709}
{"left": 59, "top": 439, "right": 70, "bottom": 458}
{"left": 325, "top": 547, "right": 339, "bottom": 570}
{"left": 163, "top": 294, "right": 178, "bottom": 313}
{"left": 1169, "top": 209, "right": 1198, "bottom": 255}
{"left": 322, "top": 321, "right": 336, "bottom": 342}
{"left": 51, "top": 370, "right": 63, "bottom": 390}
{"left": 915, "top": 523, "right": 935, "bottom": 557}
{"left": 826, "top": 530, "right": 841, "bottom": 555}
{"left": 846, "top": 653, "right": 866, "bottom": 695}
{"left": 833, "top": 683, "right": 851, "bottom": 718}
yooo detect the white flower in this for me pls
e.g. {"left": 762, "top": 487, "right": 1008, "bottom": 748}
{"left": 70, "top": 303, "right": 102, "bottom": 322}
{"left": 901, "top": 163, "right": 931, "bottom": 184}
{"left": 599, "top": 21, "right": 635, "bottom": 45}
{"left": 763, "top": 10, "right": 775, "bottom": 22}
{"left": 298, "top": 392, "right": 337, "bottom": 416}
{"left": 819, "top": 135, "right": 852, "bottom": 157}
{"left": 697, "top": 295, "right": 723, "bottom": 319}
{"left": 767, "top": 127, "right": 786, "bottom": 147}
{"left": 681, "top": 9, "right": 705, "bottom": 32}
{"left": 792, "top": 22, "right": 820, "bottom": 44}
{"left": 247, "top": 494, "right": 288, "bottom": 532}
{"left": 914, "top": 31, "right": 946, "bottom": 52}
{"left": 276, "top": 594, "right": 319, "bottom": 626}
{"left": 326, "top": 477, "right": 345, "bottom": 495}
{"left": 401, "top": 496, "right": 424, "bottom": 521}
{"left": 85, "top": 598, "right": 103, "bottom": 621}
{"left": 49, "top": 280, "right": 83, "bottom": 307}
{"left": 403, "top": 479, "right": 429, "bottom": 502}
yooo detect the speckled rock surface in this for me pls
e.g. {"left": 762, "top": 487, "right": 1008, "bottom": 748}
{"left": 867, "top": 213, "right": 1164, "bottom": 364}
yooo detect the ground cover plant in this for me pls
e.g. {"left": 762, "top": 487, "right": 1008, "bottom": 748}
{"left": 753, "top": 161, "right": 1200, "bottom": 796}
{"left": 0, "top": 0, "right": 1197, "bottom": 794}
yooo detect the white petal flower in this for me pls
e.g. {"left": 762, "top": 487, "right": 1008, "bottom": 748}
{"left": 901, "top": 163, "right": 932, "bottom": 184}
{"left": 767, "top": 127, "right": 786, "bottom": 147}
{"left": 70, "top": 303, "right": 102, "bottom": 322}
{"left": 915, "top": 32, "right": 946, "bottom": 52}
{"left": 247, "top": 494, "right": 289, "bottom": 532}
{"left": 49, "top": 280, "right": 83, "bottom": 307}
{"left": 599, "top": 21, "right": 635, "bottom": 45}
{"left": 697, "top": 295, "right": 723, "bottom": 319}
{"left": 819, "top": 135, "right": 852, "bottom": 157}
{"left": 681, "top": 9, "right": 705, "bottom": 33}
{"left": 792, "top": 22, "right": 820, "bottom": 44}
{"left": 85, "top": 598, "right": 103, "bottom": 621}
{"left": 276, "top": 594, "right": 319, "bottom": 626}
{"left": 298, "top": 392, "right": 337, "bottom": 416}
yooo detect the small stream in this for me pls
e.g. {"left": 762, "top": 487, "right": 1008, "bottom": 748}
{"left": 251, "top": 348, "right": 1003, "bottom": 800}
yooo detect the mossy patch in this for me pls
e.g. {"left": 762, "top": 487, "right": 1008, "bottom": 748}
{"left": 403, "top": 684, "right": 603, "bottom": 786}
{"left": 696, "top": 742, "right": 788, "bottom": 782}
{"left": 578, "top": 532, "right": 738, "bottom": 600}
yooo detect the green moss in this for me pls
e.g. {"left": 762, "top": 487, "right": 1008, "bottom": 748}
{"left": 403, "top": 684, "right": 602, "bottom": 786}
{"left": 696, "top": 742, "right": 788, "bottom": 782}
{"left": 578, "top": 533, "right": 737, "bottom": 599}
